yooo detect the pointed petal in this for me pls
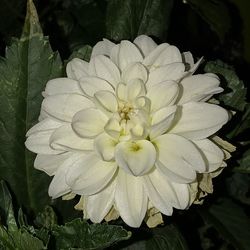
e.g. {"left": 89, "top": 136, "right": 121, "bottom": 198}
{"left": 154, "top": 134, "right": 206, "bottom": 183}
{"left": 169, "top": 102, "right": 229, "bottom": 140}
{"left": 134, "top": 35, "right": 157, "bottom": 57}
{"left": 91, "top": 39, "right": 115, "bottom": 58}
{"left": 115, "top": 170, "right": 147, "bottom": 227}
{"left": 79, "top": 76, "right": 114, "bottom": 97}
{"left": 89, "top": 55, "right": 120, "bottom": 87}
{"left": 177, "top": 74, "right": 223, "bottom": 104}
{"left": 50, "top": 124, "right": 93, "bottom": 151}
{"left": 66, "top": 58, "right": 89, "bottom": 80}
{"left": 86, "top": 179, "right": 116, "bottom": 223}
{"left": 193, "top": 139, "right": 224, "bottom": 172}
{"left": 94, "top": 90, "right": 118, "bottom": 113}
{"left": 44, "top": 78, "right": 83, "bottom": 96}
{"left": 121, "top": 62, "right": 148, "bottom": 83}
{"left": 150, "top": 106, "right": 177, "bottom": 139}
{"left": 115, "top": 140, "right": 156, "bottom": 176}
{"left": 147, "top": 81, "right": 179, "bottom": 112}
{"left": 66, "top": 153, "right": 117, "bottom": 195}
{"left": 42, "top": 94, "right": 94, "bottom": 122}
{"left": 72, "top": 108, "right": 108, "bottom": 139}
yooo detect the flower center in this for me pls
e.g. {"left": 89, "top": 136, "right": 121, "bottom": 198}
{"left": 118, "top": 102, "right": 134, "bottom": 121}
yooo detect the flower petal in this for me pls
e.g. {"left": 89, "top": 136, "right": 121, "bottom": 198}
{"left": 115, "top": 140, "right": 156, "bottom": 176}
{"left": 44, "top": 78, "right": 83, "bottom": 96}
{"left": 66, "top": 58, "right": 89, "bottom": 80}
{"left": 169, "top": 102, "right": 229, "bottom": 140}
{"left": 147, "top": 81, "right": 179, "bottom": 112}
{"left": 154, "top": 134, "right": 206, "bottom": 183}
{"left": 177, "top": 73, "right": 223, "bottom": 104}
{"left": 193, "top": 139, "right": 224, "bottom": 172}
{"left": 115, "top": 170, "right": 147, "bottom": 227}
{"left": 91, "top": 39, "right": 115, "bottom": 58}
{"left": 146, "top": 63, "right": 185, "bottom": 87}
{"left": 86, "top": 179, "right": 116, "bottom": 223}
{"left": 50, "top": 124, "right": 93, "bottom": 151}
{"left": 89, "top": 55, "right": 120, "bottom": 87}
{"left": 150, "top": 106, "right": 177, "bottom": 139}
{"left": 66, "top": 153, "right": 117, "bottom": 195}
{"left": 94, "top": 90, "right": 118, "bottom": 113}
{"left": 134, "top": 35, "right": 157, "bottom": 57}
{"left": 72, "top": 108, "right": 108, "bottom": 138}
{"left": 121, "top": 62, "right": 148, "bottom": 83}
{"left": 42, "top": 94, "right": 93, "bottom": 122}
{"left": 143, "top": 168, "right": 190, "bottom": 215}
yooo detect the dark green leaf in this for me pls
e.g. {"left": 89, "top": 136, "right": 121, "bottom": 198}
{"left": 68, "top": 45, "right": 92, "bottom": 61}
{"left": 235, "top": 148, "right": 250, "bottom": 173}
{"left": 35, "top": 206, "right": 57, "bottom": 229}
{"left": 186, "top": 0, "right": 231, "bottom": 41}
{"left": 204, "top": 60, "right": 247, "bottom": 111}
{"left": 0, "top": 0, "right": 62, "bottom": 212}
{"left": 200, "top": 198, "right": 250, "bottom": 250}
{"left": 52, "top": 218, "right": 131, "bottom": 250}
{"left": 106, "top": 0, "right": 173, "bottom": 41}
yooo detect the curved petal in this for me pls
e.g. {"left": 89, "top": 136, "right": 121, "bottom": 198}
{"left": 89, "top": 55, "right": 120, "bottom": 87}
{"left": 193, "top": 139, "right": 224, "bottom": 172}
{"left": 115, "top": 140, "right": 156, "bottom": 176}
{"left": 143, "top": 168, "right": 190, "bottom": 215}
{"left": 79, "top": 76, "right": 114, "bottom": 97}
{"left": 182, "top": 51, "right": 194, "bottom": 69}
{"left": 50, "top": 124, "right": 93, "bottom": 151}
{"left": 72, "top": 108, "right": 108, "bottom": 138}
{"left": 104, "top": 116, "right": 122, "bottom": 139}
{"left": 146, "top": 62, "right": 185, "bottom": 87}
{"left": 66, "top": 153, "right": 117, "bottom": 195}
{"left": 86, "top": 179, "right": 117, "bottom": 223}
{"left": 94, "top": 90, "right": 118, "bottom": 113}
{"left": 44, "top": 78, "right": 83, "bottom": 96}
{"left": 154, "top": 134, "right": 206, "bottom": 183}
{"left": 150, "top": 106, "right": 177, "bottom": 139}
{"left": 134, "top": 35, "right": 157, "bottom": 57}
{"left": 177, "top": 73, "right": 223, "bottom": 104}
{"left": 91, "top": 39, "right": 115, "bottom": 58}
{"left": 147, "top": 81, "right": 179, "bottom": 112}
{"left": 169, "top": 102, "right": 229, "bottom": 140}
{"left": 121, "top": 62, "right": 148, "bottom": 83}
{"left": 115, "top": 170, "right": 147, "bottom": 227}
{"left": 42, "top": 94, "right": 94, "bottom": 122}
{"left": 66, "top": 58, "right": 89, "bottom": 80}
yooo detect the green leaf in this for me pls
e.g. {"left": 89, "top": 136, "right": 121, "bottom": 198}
{"left": 0, "top": 0, "right": 62, "bottom": 212}
{"left": 186, "top": 0, "right": 231, "bottom": 41}
{"left": 204, "top": 60, "right": 247, "bottom": 111}
{"left": 106, "top": 0, "right": 173, "bottom": 41}
{"left": 235, "top": 148, "right": 250, "bottom": 173}
{"left": 52, "top": 218, "right": 131, "bottom": 250}
{"left": 200, "top": 198, "right": 250, "bottom": 250}
{"left": 68, "top": 45, "right": 92, "bottom": 62}
{"left": 35, "top": 206, "right": 57, "bottom": 229}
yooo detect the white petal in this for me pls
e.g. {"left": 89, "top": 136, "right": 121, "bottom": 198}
{"left": 89, "top": 55, "right": 120, "bottom": 87}
{"left": 133, "top": 35, "right": 157, "bottom": 57}
{"left": 86, "top": 179, "right": 116, "bottom": 223}
{"left": 115, "top": 170, "right": 147, "bottom": 227}
{"left": 72, "top": 108, "right": 108, "bottom": 139}
{"left": 154, "top": 134, "right": 205, "bottom": 183}
{"left": 42, "top": 94, "right": 94, "bottom": 122}
{"left": 117, "top": 41, "right": 143, "bottom": 71}
{"left": 44, "top": 78, "right": 83, "bottom": 96}
{"left": 50, "top": 124, "right": 93, "bottom": 151}
{"left": 34, "top": 153, "right": 70, "bottom": 176}
{"left": 146, "top": 63, "right": 185, "bottom": 87}
{"left": 193, "top": 139, "right": 224, "bottom": 172}
{"left": 147, "top": 81, "right": 179, "bottom": 112}
{"left": 115, "top": 140, "right": 156, "bottom": 176}
{"left": 94, "top": 90, "right": 118, "bottom": 113}
{"left": 121, "top": 62, "right": 148, "bottom": 83}
{"left": 94, "top": 133, "right": 117, "bottom": 161}
{"left": 66, "top": 153, "right": 117, "bottom": 195}
{"left": 91, "top": 39, "right": 115, "bottom": 58}
{"left": 79, "top": 76, "right": 114, "bottom": 97}
{"left": 169, "top": 102, "right": 229, "bottom": 140}
{"left": 150, "top": 106, "right": 177, "bottom": 139}
{"left": 126, "top": 79, "right": 146, "bottom": 102}
{"left": 104, "top": 117, "right": 122, "bottom": 139}
{"left": 66, "top": 58, "right": 89, "bottom": 80}
{"left": 177, "top": 74, "right": 223, "bottom": 104}
{"left": 182, "top": 51, "right": 194, "bottom": 69}
{"left": 143, "top": 169, "right": 189, "bottom": 214}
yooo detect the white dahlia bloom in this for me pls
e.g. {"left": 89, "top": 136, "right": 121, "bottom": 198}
{"left": 25, "top": 35, "right": 230, "bottom": 228}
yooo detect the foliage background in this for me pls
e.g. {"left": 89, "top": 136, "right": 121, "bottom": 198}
{"left": 0, "top": 0, "right": 250, "bottom": 249}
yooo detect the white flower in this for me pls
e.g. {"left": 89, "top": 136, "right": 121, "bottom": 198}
{"left": 25, "top": 35, "right": 229, "bottom": 228}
